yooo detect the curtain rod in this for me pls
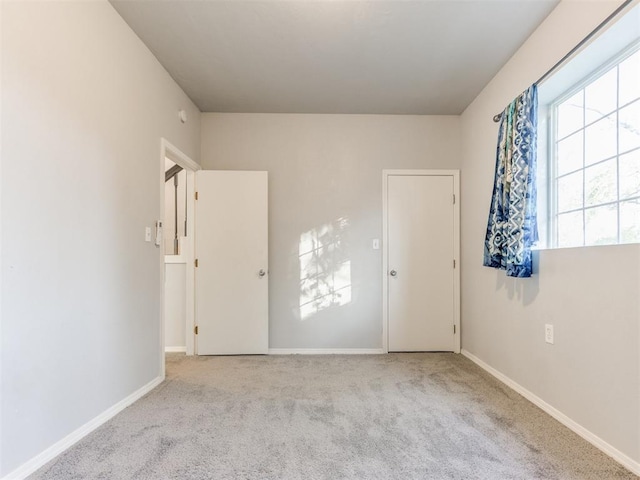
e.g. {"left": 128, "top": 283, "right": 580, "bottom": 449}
{"left": 492, "top": 0, "right": 636, "bottom": 123}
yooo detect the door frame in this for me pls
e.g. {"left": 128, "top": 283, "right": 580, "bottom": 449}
{"left": 159, "top": 138, "right": 200, "bottom": 377}
{"left": 381, "top": 169, "right": 460, "bottom": 354}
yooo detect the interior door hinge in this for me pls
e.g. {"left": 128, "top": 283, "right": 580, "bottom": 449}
{"left": 453, "top": 259, "right": 456, "bottom": 268}
{"left": 453, "top": 194, "right": 456, "bottom": 204}
{"left": 195, "top": 258, "right": 199, "bottom": 268}
{"left": 195, "top": 191, "right": 199, "bottom": 200}
{"left": 194, "top": 325, "right": 199, "bottom": 335}
{"left": 454, "top": 325, "right": 456, "bottom": 334}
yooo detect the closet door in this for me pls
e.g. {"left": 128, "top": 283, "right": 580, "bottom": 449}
{"left": 387, "top": 173, "right": 456, "bottom": 352}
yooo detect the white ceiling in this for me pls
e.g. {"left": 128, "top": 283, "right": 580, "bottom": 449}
{"left": 110, "top": 0, "right": 559, "bottom": 115}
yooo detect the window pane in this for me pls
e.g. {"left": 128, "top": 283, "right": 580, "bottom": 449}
{"left": 585, "top": 159, "right": 617, "bottom": 207}
{"left": 584, "top": 113, "right": 617, "bottom": 165}
{"left": 619, "top": 49, "right": 640, "bottom": 106}
{"left": 619, "top": 99, "right": 640, "bottom": 154}
{"left": 619, "top": 149, "right": 640, "bottom": 200}
{"left": 557, "top": 211, "right": 583, "bottom": 247}
{"left": 620, "top": 198, "right": 640, "bottom": 243}
{"left": 557, "top": 171, "right": 583, "bottom": 212}
{"left": 585, "top": 68, "right": 617, "bottom": 124}
{"left": 557, "top": 131, "right": 583, "bottom": 175}
{"left": 557, "top": 91, "right": 584, "bottom": 139}
{"left": 585, "top": 204, "right": 618, "bottom": 245}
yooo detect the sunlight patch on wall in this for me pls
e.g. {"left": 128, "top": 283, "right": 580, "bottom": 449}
{"left": 299, "top": 217, "right": 351, "bottom": 320}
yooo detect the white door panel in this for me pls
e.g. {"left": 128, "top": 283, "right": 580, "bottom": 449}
{"left": 388, "top": 174, "right": 454, "bottom": 352}
{"left": 195, "top": 171, "right": 268, "bottom": 355}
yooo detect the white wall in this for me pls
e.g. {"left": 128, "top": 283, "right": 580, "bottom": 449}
{"left": 164, "top": 263, "right": 186, "bottom": 350}
{"left": 1, "top": 1, "right": 200, "bottom": 476}
{"left": 201, "top": 114, "right": 460, "bottom": 350}
{"left": 460, "top": 0, "right": 640, "bottom": 469}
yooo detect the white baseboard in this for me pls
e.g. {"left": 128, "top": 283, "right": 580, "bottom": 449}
{"left": 165, "top": 346, "right": 187, "bottom": 353}
{"left": 461, "top": 349, "right": 640, "bottom": 476}
{"left": 2, "top": 375, "right": 164, "bottom": 480}
{"left": 268, "top": 348, "right": 385, "bottom": 355}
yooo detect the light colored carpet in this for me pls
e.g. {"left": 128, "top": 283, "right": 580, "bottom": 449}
{"left": 30, "top": 353, "right": 637, "bottom": 479}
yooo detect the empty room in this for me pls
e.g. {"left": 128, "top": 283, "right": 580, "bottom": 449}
{"left": 1, "top": 0, "right": 639, "bottom": 478}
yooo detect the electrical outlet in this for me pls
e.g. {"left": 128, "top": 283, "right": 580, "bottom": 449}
{"left": 545, "top": 324, "right": 554, "bottom": 344}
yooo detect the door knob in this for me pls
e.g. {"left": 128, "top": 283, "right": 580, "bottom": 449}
{"left": 390, "top": 270, "right": 397, "bottom": 277}
{"left": 258, "top": 269, "right": 266, "bottom": 278}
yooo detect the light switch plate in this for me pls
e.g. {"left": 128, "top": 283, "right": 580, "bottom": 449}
{"left": 373, "top": 239, "right": 380, "bottom": 250}
{"left": 545, "top": 324, "right": 554, "bottom": 344}
{"left": 145, "top": 227, "right": 152, "bottom": 242}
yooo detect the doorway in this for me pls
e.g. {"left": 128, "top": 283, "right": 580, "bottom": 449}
{"left": 382, "top": 170, "right": 460, "bottom": 353}
{"left": 160, "top": 139, "right": 200, "bottom": 376}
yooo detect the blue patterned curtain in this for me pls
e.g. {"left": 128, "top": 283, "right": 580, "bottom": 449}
{"left": 483, "top": 85, "right": 538, "bottom": 278}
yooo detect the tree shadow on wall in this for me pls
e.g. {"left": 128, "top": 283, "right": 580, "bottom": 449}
{"left": 298, "top": 217, "right": 352, "bottom": 320}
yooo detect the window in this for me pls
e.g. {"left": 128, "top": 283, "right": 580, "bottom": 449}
{"left": 550, "top": 44, "right": 640, "bottom": 248}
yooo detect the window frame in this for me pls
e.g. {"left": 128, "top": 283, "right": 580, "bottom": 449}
{"left": 548, "top": 40, "right": 640, "bottom": 248}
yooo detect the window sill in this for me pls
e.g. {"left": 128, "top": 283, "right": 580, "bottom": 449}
{"left": 531, "top": 242, "right": 640, "bottom": 252}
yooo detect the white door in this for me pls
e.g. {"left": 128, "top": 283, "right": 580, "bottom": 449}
{"left": 195, "top": 171, "right": 268, "bottom": 355}
{"left": 387, "top": 173, "right": 456, "bottom": 352}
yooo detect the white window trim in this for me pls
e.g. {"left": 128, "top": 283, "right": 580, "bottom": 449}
{"left": 547, "top": 40, "right": 640, "bottom": 248}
